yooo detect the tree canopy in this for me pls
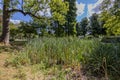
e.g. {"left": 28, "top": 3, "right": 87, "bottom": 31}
{"left": 100, "top": 0, "right": 120, "bottom": 35}
{"left": 0, "top": 0, "right": 69, "bottom": 44}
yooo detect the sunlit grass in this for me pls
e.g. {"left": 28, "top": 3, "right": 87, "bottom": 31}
{"left": 7, "top": 37, "right": 120, "bottom": 79}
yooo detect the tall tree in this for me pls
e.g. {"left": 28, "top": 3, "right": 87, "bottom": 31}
{"left": 65, "top": 0, "right": 77, "bottom": 36}
{"left": 50, "top": 0, "right": 69, "bottom": 37}
{"left": 1, "top": 0, "right": 68, "bottom": 45}
{"left": 76, "top": 22, "right": 81, "bottom": 36}
{"left": 80, "top": 17, "right": 88, "bottom": 36}
{"left": 1, "top": 0, "right": 10, "bottom": 44}
{"left": 89, "top": 13, "right": 101, "bottom": 36}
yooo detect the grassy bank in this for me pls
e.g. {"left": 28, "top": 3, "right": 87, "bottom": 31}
{"left": 7, "top": 37, "right": 120, "bottom": 79}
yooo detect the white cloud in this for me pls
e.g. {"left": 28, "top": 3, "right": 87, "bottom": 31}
{"left": 10, "top": 19, "right": 21, "bottom": 24}
{"left": 76, "top": 2, "right": 85, "bottom": 16}
{"left": 87, "top": 0, "right": 104, "bottom": 17}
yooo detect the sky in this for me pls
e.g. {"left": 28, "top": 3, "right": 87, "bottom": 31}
{"left": 0, "top": 0, "right": 103, "bottom": 23}
{"left": 76, "top": 0, "right": 103, "bottom": 21}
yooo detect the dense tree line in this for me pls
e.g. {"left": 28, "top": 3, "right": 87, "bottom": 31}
{"left": 76, "top": 13, "right": 106, "bottom": 37}
{"left": 76, "top": 0, "right": 120, "bottom": 37}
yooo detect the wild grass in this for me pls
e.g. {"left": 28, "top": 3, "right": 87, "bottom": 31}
{"left": 83, "top": 42, "right": 120, "bottom": 79}
{"left": 7, "top": 37, "right": 120, "bottom": 79}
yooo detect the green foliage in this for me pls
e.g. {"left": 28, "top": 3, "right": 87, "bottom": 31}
{"left": 9, "top": 37, "right": 120, "bottom": 79}
{"left": 101, "top": 36, "right": 120, "bottom": 43}
{"left": 111, "top": 0, "right": 120, "bottom": 16}
{"left": 1, "top": 0, "right": 69, "bottom": 43}
{"left": 54, "top": 24, "right": 66, "bottom": 37}
{"left": 43, "top": 66, "right": 66, "bottom": 80}
{"left": 104, "top": 15, "right": 120, "bottom": 35}
{"left": 100, "top": 0, "right": 120, "bottom": 36}
{"left": 79, "top": 17, "right": 88, "bottom": 36}
{"left": 10, "top": 37, "right": 84, "bottom": 66}
{"left": 5, "top": 52, "right": 30, "bottom": 67}
{"left": 21, "top": 0, "right": 50, "bottom": 16}
{"left": 22, "top": 37, "right": 84, "bottom": 65}
{"left": 20, "top": 0, "right": 69, "bottom": 37}
{"left": 89, "top": 13, "right": 103, "bottom": 36}
{"left": 9, "top": 24, "right": 19, "bottom": 40}
{"left": 100, "top": 11, "right": 120, "bottom": 35}
{"left": 48, "top": 0, "right": 69, "bottom": 37}
{"left": 65, "top": 0, "right": 77, "bottom": 36}
{"left": 84, "top": 42, "right": 120, "bottom": 79}
{"left": 76, "top": 22, "right": 81, "bottom": 36}
{"left": 50, "top": 0, "right": 69, "bottom": 25}
{"left": 19, "top": 22, "right": 38, "bottom": 38}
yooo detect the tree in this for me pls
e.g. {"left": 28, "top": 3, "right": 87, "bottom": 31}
{"left": 50, "top": 0, "right": 69, "bottom": 25}
{"left": 19, "top": 22, "right": 38, "bottom": 38}
{"left": 65, "top": 0, "right": 77, "bottom": 36}
{"left": 102, "top": 14, "right": 120, "bottom": 35}
{"left": 9, "top": 23, "right": 19, "bottom": 40}
{"left": 89, "top": 13, "right": 101, "bottom": 36}
{"left": 1, "top": 0, "right": 45, "bottom": 44}
{"left": 80, "top": 17, "right": 88, "bottom": 36}
{"left": 0, "top": 9, "right": 2, "bottom": 34}
{"left": 0, "top": 0, "right": 68, "bottom": 45}
{"left": 100, "top": 0, "right": 120, "bottom": 35}
{"left": 76, "top": 22, "right": 81, "bottom": 36}
{"left": 49, "top": 0, "right": 69, "bottom": 37}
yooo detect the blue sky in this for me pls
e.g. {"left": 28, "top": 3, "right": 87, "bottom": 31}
{"left": 77, "top": 0, "right": 98, "bottom": 21}
{"left": 76, "top": 0, "right": 103, "bottom": 21}
{"left": 1, "top": 0, "right": 103, "bottom": 23}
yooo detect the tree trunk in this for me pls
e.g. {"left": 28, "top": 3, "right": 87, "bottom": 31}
{"left": 0, "top": 0, "right": 10, "bottom": 45}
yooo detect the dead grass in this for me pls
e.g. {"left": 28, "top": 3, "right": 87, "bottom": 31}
{"left": 0, "top": 53, "right": 17, "bottom": 80}
{"left": 0, "top": 41, "right": 46, "bottom": 80}
{"left": 0, "top": 53, "right": 46, "bottom": 80}
{"left": 0, "top": 52, "right": 91, "bottom": 80}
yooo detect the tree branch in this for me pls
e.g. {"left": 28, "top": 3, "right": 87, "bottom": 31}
{"left": 8, "top": 9, "right": 41, "bottom": 19}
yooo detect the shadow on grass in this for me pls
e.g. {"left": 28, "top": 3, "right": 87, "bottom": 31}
{"left": 0, "top": 40, "right": 27, "bottom": 53}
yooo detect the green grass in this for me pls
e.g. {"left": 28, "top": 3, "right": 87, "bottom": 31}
{"left": 83, "top": 42, "right": 120, "bottom": 79}
{"left": 7, "top": 37, "right": 120, "bottom": 79}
